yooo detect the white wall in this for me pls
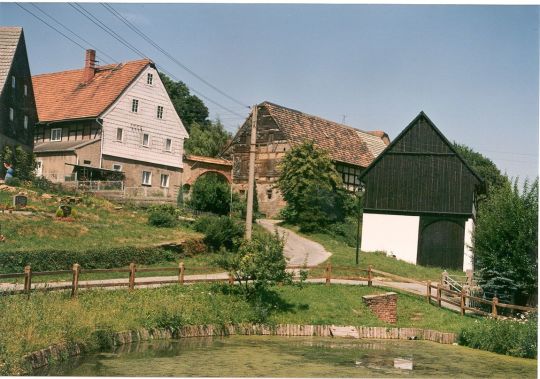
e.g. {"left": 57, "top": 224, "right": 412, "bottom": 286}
{"left": 463, "top": 218, "right": 474, "bottom": 272}
{"left": 361, "top": 213, "right": 420, "bottom": 264}
{"left": 101, "top": 65, "right": 188, "bottom": 169}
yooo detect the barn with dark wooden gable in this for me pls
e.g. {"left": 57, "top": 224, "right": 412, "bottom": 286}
{"left": 359, "top": 112, "right": 484, "bottom": 271}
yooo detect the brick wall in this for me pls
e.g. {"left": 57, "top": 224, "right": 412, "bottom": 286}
{"left": 362, "top": 292, "right": 398, "bottom": 323}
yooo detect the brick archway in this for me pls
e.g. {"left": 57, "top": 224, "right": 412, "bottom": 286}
{"left": 183, "top": 155, "right": 232, "bottom": 186}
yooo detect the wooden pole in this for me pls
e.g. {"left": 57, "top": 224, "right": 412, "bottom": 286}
{"left": 325, "top": 262, "right": 331, "bottom": 285}
{"left": 71, "top": 263, "right": 80, "bottom": 298}
{"left": 178, "top": 262, "right": 185, "bottom": 285}
{"left": 492, "top": 296, "right": 498, "bottom": 317}
{"left": 245, "top": 104, "right": 258, "bottom": 241}
{"left": 426, "top": 281, "right": 431, "bottom": 303}
{"left": 436, "top": 283, "right": 441, "bottom": 307}
{"left": 23, "top": 265, "right": 32, "bottom": 298}
{"left": 460, "top": 288, "right": 465, "bottom": 316}
{"left": 367, "top": 265, "right": 373, "bottom": 287}
{"left": 129, "top": 263, "right": 136, "bottom": 290}
{"left": 228, "top": 273, "right": 234, "bottom": 285}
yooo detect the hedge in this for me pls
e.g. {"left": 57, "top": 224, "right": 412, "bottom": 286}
{"left": 0, "top": 242, "right": 202, "bottom": 274}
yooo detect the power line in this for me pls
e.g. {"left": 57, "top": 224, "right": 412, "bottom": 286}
{"left": 29, "top": 2, "right": 117, "bottom": 64}
{"left": 101, "top": 3, "right": 249, "bottom": 110}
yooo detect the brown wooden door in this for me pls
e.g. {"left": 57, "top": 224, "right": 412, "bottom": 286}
{"left": 417, "top": 217, "right": 465, "bottom": 270}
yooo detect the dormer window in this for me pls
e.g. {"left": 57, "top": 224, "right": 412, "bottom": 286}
{"left": 157, "top": 106, "right": 164, "bottom": 119}
{"left": 11, "top": 76, "right": 15, "bottom": 88}
{"left": 147, "top": 73, "right": 153, "bottom": 85}
{"left": 131, "top": 99, "right": 139, "bottom": 113}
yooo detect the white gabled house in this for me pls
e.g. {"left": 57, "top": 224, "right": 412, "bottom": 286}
{"left": 32, "top": 49, "right": 188, "bottom": 196}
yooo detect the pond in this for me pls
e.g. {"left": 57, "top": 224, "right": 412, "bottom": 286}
{"left": 37, "top": 336, "right": 537, "bottom": 378}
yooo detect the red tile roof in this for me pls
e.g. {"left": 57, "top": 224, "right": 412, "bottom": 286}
{"left": 262, "top": 102, "right": 389, "bottom": 168}
{"left": 32, "top": 59, "right": 151, "bottom": 122}
{"left": 185, "top": 154, "right": 232, "bottom": 166}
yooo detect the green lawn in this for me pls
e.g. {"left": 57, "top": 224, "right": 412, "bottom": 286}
{"left": 0, "top": 283, "right": 479, "bottom": 374}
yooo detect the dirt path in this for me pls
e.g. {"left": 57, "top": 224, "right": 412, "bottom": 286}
{"left": 257, "top": 219, "right": 332, "bottom": 267}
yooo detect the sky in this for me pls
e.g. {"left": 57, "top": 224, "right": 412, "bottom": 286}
{"left": 2, "top": 3, "right": 538, "bottom": 182}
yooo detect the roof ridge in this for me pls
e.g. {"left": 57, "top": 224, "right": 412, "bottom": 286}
{"left": 32, "top": 58, "right": 151, "bottom": 78}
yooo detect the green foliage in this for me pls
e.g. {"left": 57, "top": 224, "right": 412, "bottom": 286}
{"left": 473, "top": 178, "right": 538, "bottom": 303}
{"left": 325, "top": 217, "right": 359, "bottom": 247}
{"left": 230, "top": 183, "right": 260, "bottom": 221}
{"left": 276, "top": 141, "right": 353, "bottom": 232}
{"left": 0, "top": 246, "right": 179, "bottom": 274}
{"left": 216, "top": 232, "right": 292, "bottom": 299}
{"left": 189, "top": 172, "right": 231, "bottom": 215}
{"left": 194, "top": 215, "right": 244, "bottom": 251}
{"left": 148, "top": 211, "right": 177, "bottom": 228}
{"left": 185, "top": 120, "right": 231, "bottom": 157}
{"left": 458, "top": 314, "right": 537, "bottom": 358}
{"left": 1, "top": 145, "right": 37, "bottom": 182}
{"left": 453, "top": 143, "right": 508, "bottom": 195}
{"left": 159, "top": 73, "right": 209, "bottom": 131}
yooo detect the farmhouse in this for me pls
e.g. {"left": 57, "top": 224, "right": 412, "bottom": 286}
{"left": 359, "top": 112, "right": 484, "bottom": 271}
{"left": 222, "top": 102, "right": 389, "bottom": 217}
{"left": 0, "top": 27, "right": 37, "bottom": 158}
{"left": 32, "top": 49, "right": 188, "bottom": 196}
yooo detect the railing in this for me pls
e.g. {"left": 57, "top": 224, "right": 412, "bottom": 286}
{"left": 123, "top": 186, "right": 171, "bottom": 198}
{"left": 67, "top": 180, "right": 124, "bottom": 191}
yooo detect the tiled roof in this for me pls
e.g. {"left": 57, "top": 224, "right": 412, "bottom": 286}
{"left": 32, "top": 59, "right": 151, "bottom": 122}
{"left": 34, "top": 139, "right": 100, "bottom": 153}
{"left": 0, "top": 26, "right": 22, "bottom": 95}
{"left": 262, "top": 102, "right": 389, "bottom": 167}
{"left": 185, "top": 155, "right": 232, "bottom": 166}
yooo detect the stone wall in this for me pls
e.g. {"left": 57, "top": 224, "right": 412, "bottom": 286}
{"left": 362, "top": 292, "right": 398, "bottom": 323}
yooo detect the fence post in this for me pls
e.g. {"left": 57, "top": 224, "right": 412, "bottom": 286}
{"left": 492, "top": 296, "right": 498, "bottom": 317}
{"left": 465, "top": 269, "right": 473, "bottom": 286}
{"left": 178, "top": 262, "right": 185, "bottom": 285}
{"left": 23, "top": 265, "right": 32, "bottom": 298}
{"left": 460, "top": 288, "right": 465, "bottom": 316}
{"left": 71, "top": 263, "right": 80, "bottom": 298}
{"left": 367, "top": 265, "right": 373, "bottom": 287}
{"left": 436, "top": 283, "right": 441, "bottom": 307}
{"left": 325, "top": 263, "right": 331, "bottom": 285}
{"left": 426, "top": 281, "right": 431, "bottom": 303}
{"left": 441, "top": 270, "right": 448, "bottom": 288}
{"left": 129, "top": 263, "right": 136, "bottom": 290}
{"left": 228, "top": 273, "right": 234, "bottom": 285}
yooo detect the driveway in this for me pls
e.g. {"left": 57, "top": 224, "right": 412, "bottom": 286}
{"left": 257, "top": 219, "right": 331, "bottom": 267}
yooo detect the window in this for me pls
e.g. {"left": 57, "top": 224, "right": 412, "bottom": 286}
{"left": 51, "top": 128, "right": 62, "bottom": 141}
{"left": 83, "top": 160, "right": 91, "bottom": 165}
{"left": 142, "top": 133, "right": 150, "bottom": 147}
{"left": 156, "top": 105, "right": 164, "bottom": 119}
{"left": 142, "top": 171, "right": 152, "bottom": 185}
{"left": 147, "top": 73, "right": 153, "bottom": 85}
{"left": 164, "top": 138, "right": 172, "bottom": 151}
{"left": 160, "top": 174, "right": 169, "bottom": 188}
{"left": 24, "top": 84, "right": 28, "bottom": 96}
{"left": 11, "top": 76, "right": 15, "bottom": 88}
{"left": 116, "top": 128, "right": 123, "bottom": 141}
{"left": 112, "top": 164, "right": 122, "bottom": 171}
{"left": 9, "top": 108, "right": 14, "bottom": 121}
{"left": 24, "top": 115, "right": 28, "bottom": 129}
{"left": 267, "top": 188, "right": 273, "bottom": 199}
{"left": 131, "top": 99, "right": 139, "bottom": 113}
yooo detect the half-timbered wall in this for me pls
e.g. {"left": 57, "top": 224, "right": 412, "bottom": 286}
{"left": 34, "top": 120, "right": 100, "bottom": 144}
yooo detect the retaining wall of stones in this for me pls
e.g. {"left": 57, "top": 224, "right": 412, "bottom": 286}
{"left": 24, "top": 324, "right": 457, "bottom": 371}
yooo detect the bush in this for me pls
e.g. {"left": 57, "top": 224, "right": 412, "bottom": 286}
{"left": 458, "top": 313, "right": 537, "bottom": 358}
{"left": 325, "top": 217, "right": 359, "bottom": 247}
{"left": 194, "top": 215, "right": 244, "bottom": 251}
{"left": 188, "top": 173, "right": 231, "bottom": 215}
{"left": 148, "top": 211, "right": 177, "bottom": 227}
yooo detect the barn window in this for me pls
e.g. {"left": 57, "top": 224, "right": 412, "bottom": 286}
{"left": 24, "top": 115, "right": 28, "bottom": 129}
{"left": 112, "top": 164, "right": 122, "bottom": 171}
{"left": 24, "top": 84, "right": 28, "bottom": 96}
{"left": 9, "top": 108, "right": 14, "bottom": 121}
{"left": 11, "top": 76, "right": 15, "bottom": 88}
{"left": 266, "top": 188, "right": 273, "bottom": 199}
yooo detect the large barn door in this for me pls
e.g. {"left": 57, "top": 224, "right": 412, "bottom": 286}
{"left": 417, "top": 217, "right": 465, "bottom": 270}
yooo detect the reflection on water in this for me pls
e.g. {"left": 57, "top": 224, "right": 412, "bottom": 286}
{"left": 36, "top": 336, "right": 537, "bottom": 378}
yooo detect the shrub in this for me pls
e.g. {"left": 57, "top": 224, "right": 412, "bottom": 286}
{"left": 188, "top": 172, "right": 231, "bottom": 215}
{"left": 458, "top": 313, "right": 537, "bottom": 358}
{"left": 148, "top": 211, "right": 177, "bottom": 227}
{"left": 181, "top": 238, "right": 207, "bottom": 256}
{"left": 325, "top": 217, "right": 359, "bottom": 247}
{"left": 194, "top": 215, "right": 244, "bottom": 251}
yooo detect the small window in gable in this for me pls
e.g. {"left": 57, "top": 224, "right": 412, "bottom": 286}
{"left": 157, "top": 105, "right": 164, "bottom": 119}
{"left": 116, "top": 128, "right": 123, "bottom": 141}
{"left": 132, "top": 99, "right": 139, "bottom": 113}
{"left": 24, "top": 84, "right": 28, "bottom": 96}
{"left": 11, "top": 76, "right": 15, "bottom": 88}
{"left": 51, "top": 128, "right": 62, "bottom": 141}
{"left": 9, "top": 108, "right": 14, "bottom": 121}
{"left": 147, "top": 73, "right": 153, "bottom": 85}
{"left": 164, "top": 138, "right": 172, "bottom": 152}
{"left": 24, "top": 115, "right": 28, "bottom": 129}
{"left": 142, "top": 133, "right": 150, "bottom": 147}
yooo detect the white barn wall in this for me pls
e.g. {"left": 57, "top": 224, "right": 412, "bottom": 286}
{"left": 101, "top": 65, "right": 188, "bottom": 169}
{"left": 361, "top": 213, "right": 420, "bottom": 264}
{"left": 463, "top": 218, "right": 474, "bottom": 272}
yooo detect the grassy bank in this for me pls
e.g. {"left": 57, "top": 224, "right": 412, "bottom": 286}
{"left": 0, "top": 283, "right": 479, "bottom": 374}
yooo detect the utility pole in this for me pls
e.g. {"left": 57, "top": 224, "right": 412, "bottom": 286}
{"left": 245, "top": 104, "right": 258, "bottom": 240}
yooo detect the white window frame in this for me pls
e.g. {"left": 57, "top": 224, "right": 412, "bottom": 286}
{"left": 147, "top": 73, "right": 153, "bottom": 85}
{"left": 142, "top": 171, "right": 152, "bottom": 186}
{"left": 164, "top": 138, "right": 172, "bottom": 152}
{"left": 112, "top": 164, "right": 122, "bottom": 171}
{"left": 24, "top": 115, "right": 28, "bottom": 129}
{"left": 116, "top": 127, "right": 123, "bottom": 142}
{"left": 142, "top": 133, "right": 150, "bottom": 147}
{"left": 160, "top": 174, "right": 169, "bottom": 188}
{"left": 11, "top": 76, "right": 15, "bottom": 88}
{"left": 9, "top": 108, "right": 14, "bottom": 121}
{"left": 131, "top": 99, "right": 139, "bottom": 113}
{"left": 24, "top": 84, "right": 28, "bottom": 96}
{"left": 51, "top": 128, "right": 62, "bottom": 141}
{"left": 156, "top": 105, "right": 164, "bottom": 119}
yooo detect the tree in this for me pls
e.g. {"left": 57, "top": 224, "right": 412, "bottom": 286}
{"left": 188, "top": 172, "right": 231, "bottom": 215}
{"left": 185, "top": 120, "right": 230, "bottom": 157}
{"left": 453, "top": 143, "right": 508, "bottom": 195}
{"left": 276, "top": 141, "right": 353, "bottom": 232}
{"left": 473, "top": 177, "right": 538, "bottom": 305}
{"left": 159, "top": 73, "right": 209, "bottom": 131}
{"left": 1, "top": 145, "right": 36, "bottom": 182}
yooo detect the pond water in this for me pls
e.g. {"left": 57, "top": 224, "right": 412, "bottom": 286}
{"left": 37, "top": 336, "right": 537, "bottom": 378}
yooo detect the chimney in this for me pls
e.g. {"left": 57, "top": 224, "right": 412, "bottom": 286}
{"left": 83, "top": 49, "right": 96, "bottom": 83}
